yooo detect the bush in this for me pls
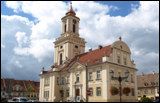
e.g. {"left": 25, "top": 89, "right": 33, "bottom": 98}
{"left": 140, "top": 95, "right": 153, "bottom": 102}
{"left": 110, "top": 86, "right": 119, "bottom": 95}
{"left": 123, "top": 87, "right": 131, "bottom": 95}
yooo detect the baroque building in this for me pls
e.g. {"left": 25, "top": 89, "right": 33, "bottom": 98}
{"left": 39, "top": 3, "right": 137, "bottom": 102}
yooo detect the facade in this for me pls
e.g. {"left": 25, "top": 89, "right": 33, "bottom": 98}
{"left": 1, "top": 78, "right": 39, "bottom": 100}
{"left": 137, "top": 73, "right": 159, "bottom": 101}
{"left": 39, "top": 3, "right": 137, "bottom": 102}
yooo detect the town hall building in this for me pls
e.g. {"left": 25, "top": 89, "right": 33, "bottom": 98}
{"left": 39, "top": 3, "right": 137, "bottom": 102}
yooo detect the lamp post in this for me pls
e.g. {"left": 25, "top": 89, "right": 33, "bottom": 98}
{"left": 110, "top": 71, "right": 129, "bottom": 102}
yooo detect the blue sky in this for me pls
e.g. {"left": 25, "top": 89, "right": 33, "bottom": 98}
{"left": 1, "top": 1, "right": 159, "bottom": 81}
{"left": 1, "top": 1, "right": 140, "bottom": 20}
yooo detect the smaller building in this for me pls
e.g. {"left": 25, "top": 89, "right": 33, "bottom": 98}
{"left": 137, "top": 72, "right": 159, "bottom": 101}
{"left": 1, "top": 78, "right": 39, "bottom": 100}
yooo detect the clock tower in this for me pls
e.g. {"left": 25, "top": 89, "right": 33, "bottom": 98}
{"left": 54, "top": 2, "right": 86, "bottom": 65}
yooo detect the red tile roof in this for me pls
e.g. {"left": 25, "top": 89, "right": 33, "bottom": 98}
{"left": 137, "top": 73, "right": 159, "bottom": 88}
{"left": 41, "top": 45, "right": 112, "bottom": 73}
{"left": 1, "top": 78, "right": 39, "bottom": 92}
{"left": 78, "top": 45, "right": 112, "bottom": 65}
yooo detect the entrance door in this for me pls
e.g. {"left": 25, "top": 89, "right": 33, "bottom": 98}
{"left": 76, "top": 89, "right": 80, "bottom": 96}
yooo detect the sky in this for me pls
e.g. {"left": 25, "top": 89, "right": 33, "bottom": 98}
{"left": 1, "top": 1, "right": 159, "bottom": 81}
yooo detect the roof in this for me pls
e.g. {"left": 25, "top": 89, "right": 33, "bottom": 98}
{"left": 66, "top": 2, "right": 76, "bottom": 16}
{"left": 41, "top": 45, "right": 112, "bottom": 74}
{"left": 78, "top": 45, "right": 112, "bottom": 65}
{"left": 1, "top": 78, "right": 39, "bottom": 92}
{"left": 44, "top": 45, "right": 112, "bottom": 73}
{"left": 137, "top": 73, "right": 159, "bottom": 88}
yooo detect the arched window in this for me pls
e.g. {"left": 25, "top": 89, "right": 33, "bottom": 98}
{"left": 60, "top": 53, "right": 63, "bottom": 65}
{"left": 76, "top": 74, "right": 80, "bottom": 83}
{"left": 73, "top": 19, "right": 76, "bottom": 33}
{"left": 64, "top": 24, "right": 66, "bottom": 32}
{"left": 73, "top": 24, "right": 76, "bottom": 33}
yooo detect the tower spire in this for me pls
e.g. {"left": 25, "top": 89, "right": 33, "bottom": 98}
{"left": 70, "top": 2, "right": 73, "bottom": 11}
{"left": 66, "top": 1, "right": 76, "bottom": 16}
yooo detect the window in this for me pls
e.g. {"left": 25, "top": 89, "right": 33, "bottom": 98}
{"left": 117, "top": 56, "right": 120, "bottom": 64}
{"left": 88, "top": 72, "right": 93, "bottom": 81}
{"left": 76, "top": 74, "right": 80, "bottom": 83}
{"left": 110, "top": 70, "right": 114, "bottom": 79}
{"left": 151, "top": 89, "right": 154, "bottom": 94}
{"left": 120, "top": 45, "right": 122, "bottom": 49}
{"left": 75, "top": 45, "right": 78, "bottom": 48}
{"left": 60, "top": 46, "right": 63, "bottom": 49}
{"left": 131, "top": 74, "right": 134, "bottom": 83}
{"left": 61, "top": 77, "right": 65, "bottom": 85}
{"left": 73, "top": 19, "right": 76, "bottom": 33}
{"left": 44, "top": 77, "right": 50, "bottom": 86}
{"left": 60, "top": 90, "right": 64, "bottom": 97}
{"left": 96, "top": 70, "right": 101, "bottom": 80}
{"left": 73, "top": 24, "right": 76, "bottom": 33}
{"left": 60, "top": 53, "right": 63, "bottom": 65}
{"left": 88, "top": 88, "right": 93, "bottom": 96}
{"left": 131, "top": 88, "right": 135, "bottom": 96}
{"left": 125, "top": 70, "right": 129, "bottom": 82}
{"left": 44, "top": 91, "right": 49, "bottom": 98}
{"left": 124, "top": 57, "right": 127, "bottom": 65}
{"left": 144, "top": 89, "right": 148, "bottom": 94}
{"left": 66, "top": 76, "right": 70, "bottom": 84}
{"left": 66, "top": 89, "right": 69, "bottom": 97}
{"left": 16, "top": 85, "right": 20, "bottom": 91}
{"left": 96, "top": 87, "right": 101, "bottom": 96}
{"left": 64, "top": 24, "right": 66, "bottom": 32}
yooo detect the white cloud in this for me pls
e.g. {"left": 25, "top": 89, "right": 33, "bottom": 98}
{"left": 2, "top": 1, "right": 159, "bottom": 80}
{"left": 15, "top": 32, "right": 28, "bottom": 47}
{"left": 15, "top": 60, "right": 23, "bottom": 68}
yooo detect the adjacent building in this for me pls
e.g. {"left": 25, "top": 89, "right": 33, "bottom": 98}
{"left": 39, "top": 3, "right": 137, "bottom": 102}
{"left": 1, "top": 78, "right": 39, "bottom": 100}
{"left": 137, "top": 72, "right": 159, "bottom": 101}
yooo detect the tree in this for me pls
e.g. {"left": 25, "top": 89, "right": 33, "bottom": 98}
{"left": 140, "top": 95, "right": 153, "bottom": 102}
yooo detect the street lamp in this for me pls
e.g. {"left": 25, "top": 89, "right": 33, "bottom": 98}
{"left": 110, "top": 70, "right": 129, "bottom": 102}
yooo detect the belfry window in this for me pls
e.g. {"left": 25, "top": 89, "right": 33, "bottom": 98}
{"left": 60, "top": 53, "right": 63, "bottom": 65}
{"left": 64, "top": 24, "right": 66, "bottom": 32}
{"left": 73, "top": 19, "right": 76, "bottom": 33}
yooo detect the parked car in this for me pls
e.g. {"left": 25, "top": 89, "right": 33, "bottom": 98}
{"left": 154, "top": 99, "right": 159, "bottom": 102}
{"left": 28, "top": 99, "right": 39, "bottom": 102}
{"left": 8, "top": 97, "right": 29, "bottom": 102}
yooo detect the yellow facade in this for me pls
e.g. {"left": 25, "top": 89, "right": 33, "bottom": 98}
{"left": 39, "top": 3, "right": 137, "bottom": 102}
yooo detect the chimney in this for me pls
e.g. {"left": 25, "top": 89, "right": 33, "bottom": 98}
{"left": 98, "top": 45, "right": 103, "bottom": 49}
{"left": 89, "top": 48, "right": 92, "bottom": 52}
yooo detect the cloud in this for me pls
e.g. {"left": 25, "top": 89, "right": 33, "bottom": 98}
{"left": 2, "top": 1, "right": 159, "bottom": 80}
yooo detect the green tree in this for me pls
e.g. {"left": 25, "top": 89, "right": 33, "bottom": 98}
{"left": 140, "top": 95, "right": 153, "bottom": 102}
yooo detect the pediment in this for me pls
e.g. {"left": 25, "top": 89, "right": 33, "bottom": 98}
{"left": 68, "top": 62, "right": 85, "bottom": 72}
